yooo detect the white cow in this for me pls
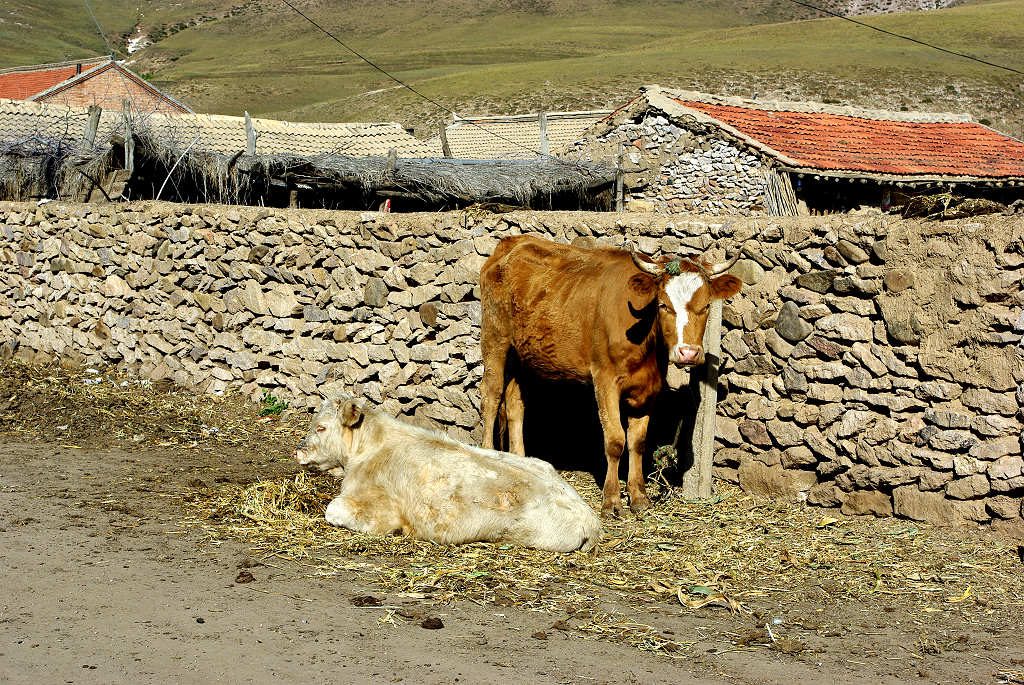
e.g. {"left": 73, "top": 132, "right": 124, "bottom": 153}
{"left": 293, "top": 395, "right": 602, "bottom": 552}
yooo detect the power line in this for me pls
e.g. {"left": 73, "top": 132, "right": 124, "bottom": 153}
{"left": 277, "top": 0, "right": 583, "bottom": 164}
{"left": 783, "top": 0, "right": 1024, "bottom": 76}
{"left": 81, "top": 0, "right": 114, "bottom": 57}
{"left": 79, "top": 0, "right": 144, "bottom": 120}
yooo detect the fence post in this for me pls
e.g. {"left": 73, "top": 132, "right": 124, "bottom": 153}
{"left": 538, "top": 111, "right": 549, "bottom": 156}
{"left": 439, "top": 121, "right": 452, "bottom": 158}
{"left": 614, "top": 142, "right": 624, "bottom": 212}
{"left": 122, "top": 99, "right": 134, "bottom": 173}
{"left": 679, "top": 297, "right": 722, "bottom": 499}
{"left": 83, "top": 105, "right": 102, "bottom": 147}
{"left": 244, "top": 111, "right": 256, "bottom": 155}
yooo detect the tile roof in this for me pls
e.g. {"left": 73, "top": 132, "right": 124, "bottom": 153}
{"left": 442, "top": 110, "right": 611, "bottom": 159}
{"left": 147, "top": 112, "right": 438, "bottom": 157}
{"left": 0, "top": 97, "right": 120, "bottom": 145}
{"left": 0, "top": 58, "right": 107, "bottom": 100}
{"left": 638, "top": 86, "right": 1024, "bottom": 180}
{"left": 0, "top": 98, "right": 437, "bottom": 158}
{"left": 677, "top": 99, "right": 1024, "bottom": 178}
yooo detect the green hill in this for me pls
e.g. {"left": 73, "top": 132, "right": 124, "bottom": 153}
{"left": 2, "top": 0, "right": 1022, "bottom": 138}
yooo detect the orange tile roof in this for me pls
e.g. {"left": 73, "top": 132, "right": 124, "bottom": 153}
{"left": 675, "top": 98, "right": 1024, "bottom": 178}
{"left": 0, "top": 62, "right": 102, "bottom": 100}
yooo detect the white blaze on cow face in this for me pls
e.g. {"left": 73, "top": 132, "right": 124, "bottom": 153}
{"left": 664, "top": 272, "right": 705, "bottom": 365}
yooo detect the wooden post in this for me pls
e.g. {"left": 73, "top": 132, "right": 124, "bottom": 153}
{"left": 83, "top": 105, "right": 102, "bottom": 147}
{"left": 122, "top": 99, "right": 134, "bottom": 174}
{"left": 614, "top": 142, "right": 624, "bottom": 212}
{"left": 244, "top": 111, "right": 256, "bottom": 155}
{"left": 439, "top": 121, "right": 452, "bottom": 158}
{"left": 538, "top": 111, "right": 549, "bottom": 156}
{"left": 386, "top": 147, "right": 397, "bottom": 174}
{"left": 680, "top": 298, "right": 722, "bottom": 499}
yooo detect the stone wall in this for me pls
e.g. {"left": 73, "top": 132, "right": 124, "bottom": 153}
{"left": 566, "top": 113, "right": 771, "bottom": 215}
{"left": 1, "top": 201, "right": 1022, "bottom": 528}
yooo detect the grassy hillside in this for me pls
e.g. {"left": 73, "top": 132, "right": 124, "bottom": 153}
{"left": 2, "top": 0, "right": 1021, "bottom": 137}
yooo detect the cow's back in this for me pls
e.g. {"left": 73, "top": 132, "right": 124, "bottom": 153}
{"left": 345, "top": 412, "right": 601, "bottom": 551}
{"left": 481, "top": 236, "right": 629, "bottom": 382}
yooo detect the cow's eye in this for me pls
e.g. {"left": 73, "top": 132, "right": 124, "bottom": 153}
{"left": 659, "top": 302, "right": 669, "bottom": 310}
{"left": 315, "top": 425, "right": 326, "bottom": 433}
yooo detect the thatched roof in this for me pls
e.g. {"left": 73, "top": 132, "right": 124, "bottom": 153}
{"left": 0, "top": 99, "right": 116, "bottom": 201}
{"left": 239, "top": 153, "right": 613, "bottom": 205}
{"left": 140, "top": 130, "right": 614, "bottom": 207}
{"left": 0, "top": 98, "right": 614, "bottom": 208}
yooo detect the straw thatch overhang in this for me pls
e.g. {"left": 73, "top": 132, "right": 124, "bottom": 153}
{"left": 124, "top": 133, "right": 616, "bottom": 210}
{"left": 233, "top": 153, "right": 616, "bottom": 208}
{"left": 0, "top": 97, "right": 615, "bottom": 210}
{"left": 0, "top": 126, "right": 117, "bottom": 202}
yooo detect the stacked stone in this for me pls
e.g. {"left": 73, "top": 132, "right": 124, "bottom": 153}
{"left": 711, "top": 218, "right": 1024, "bottom": 528}
{"left": 1, "top": 201, "right": 1021, "bottom": 527}
{"left": 0, "top": 202, "right": 502, "bottom": 443}
{"left": 576, "top": 114, "right": 770, "bottom": 215}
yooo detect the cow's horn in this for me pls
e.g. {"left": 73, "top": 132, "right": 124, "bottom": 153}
{"left": 708, "top": 247, "right": 744, "bottom": 275}
{"left": 628, "top": 242, "right": 663, "bottom": 276}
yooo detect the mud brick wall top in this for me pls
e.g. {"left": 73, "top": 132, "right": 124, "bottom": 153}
{"left": 1, "top": 201, "right": 1022, "bottom": 528}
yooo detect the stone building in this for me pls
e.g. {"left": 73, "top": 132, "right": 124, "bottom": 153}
{"left": 0, "top": 56, "right": 191, "bottom": 115}
{"left": 566, "top": 86, "right": 1024, "bottom": 216}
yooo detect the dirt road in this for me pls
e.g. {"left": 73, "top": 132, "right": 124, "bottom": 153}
{"left": 2, "top": 438, "right": 1022, "bottom": 685}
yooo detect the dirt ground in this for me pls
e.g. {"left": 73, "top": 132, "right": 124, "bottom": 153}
{"left": 2, "top": 363, "right": 1024, "bottom": 684}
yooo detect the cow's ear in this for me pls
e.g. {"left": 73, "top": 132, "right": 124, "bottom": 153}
{"left": 709, "top": 274, "right": 742, "bottom": 299}
{"left": 628, "top": 273, "right": 656, "bottom": 294}
{"left": 339, "top": 400, "right": 364, "bottom": 428}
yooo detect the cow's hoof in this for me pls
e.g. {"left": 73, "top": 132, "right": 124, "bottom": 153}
{"left": 600, "top": 502, "right": 622, "bottom": 519}
{"left": 629, "top": 495, "right": 652, "bottom": 515}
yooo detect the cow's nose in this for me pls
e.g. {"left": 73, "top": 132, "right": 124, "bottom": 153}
{"left": 677, "top": 344, "right": 704, "bottom": 365}
{"left": 293, "top": 448, "right": 306, "bottom": 463}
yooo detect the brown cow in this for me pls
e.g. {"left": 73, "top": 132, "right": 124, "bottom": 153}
{"left": 479, "top": 235, "right": 743, "bottom": 517}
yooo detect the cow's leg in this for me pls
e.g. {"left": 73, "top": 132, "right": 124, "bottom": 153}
{"left": 504, "top": 376, "right": 526, "bottom": 455}
{"left": 325, "top": 492, "right": 407, "bottom": 536}
{"left": 593, "top": 375, "right": 626, "bottom": 518}
{"left": 625, "top": 414, "right": 652, "bottom": 514}
{"left": 479, "top": 342, "right": 508, "bottom": 451}
{"left": 324, "top": 494, "right": 363, "bottom": 530}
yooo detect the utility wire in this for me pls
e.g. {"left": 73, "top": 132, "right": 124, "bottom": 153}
{"left": 81, "top": 0, "right": 115, "bottom": 57}
{"left": 277, "top": 0, "right": 585, "bottom": 165}
{"left": 783, "top": 0, "right": 1024, "bottom": 76}
{"left": 80, "top": 0, "right": 144, "bottom": 123}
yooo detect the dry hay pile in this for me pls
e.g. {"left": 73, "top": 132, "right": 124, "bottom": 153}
{"left": 184, "top": 468, "right": 1024, "bottom": 657}
{"left": 900, "top": 192, "right": 1006, "bottom": 220}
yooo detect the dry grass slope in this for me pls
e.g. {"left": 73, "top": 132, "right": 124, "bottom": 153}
{"left": 2, "top": 1, "right": 1022, "bottom": 136}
